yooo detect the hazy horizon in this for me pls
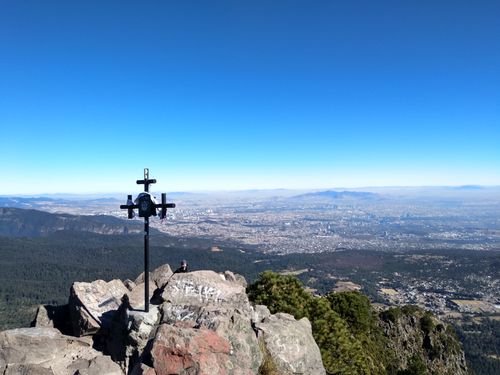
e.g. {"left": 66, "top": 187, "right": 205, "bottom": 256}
{"left": 1, "top": 184, "right": 499, "bottom": 198}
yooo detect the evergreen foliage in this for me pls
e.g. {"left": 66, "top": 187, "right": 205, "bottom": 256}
{"left": 327, "top": 291, "right": 374, "bottom": 335}
{"left": 420, "top": 313, "right": 435, "bottom": 335}
{"left": 397, "top": 356, "right": 427, "bottom": 375}
{"left": 380, "top": 307, "right": 402, "bottom": 323}
{"left": 248, "top": 271, "right": 393, "bottom": 374}
{"left": 248, "top": 272, "right": 471, "bottom": 375}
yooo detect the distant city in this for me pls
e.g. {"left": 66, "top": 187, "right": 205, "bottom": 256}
{"left": 156, "top": 188, "right": 500, "bottom": 254}
{"left": 4, "top": 186, "right": 498, "bottom": 254}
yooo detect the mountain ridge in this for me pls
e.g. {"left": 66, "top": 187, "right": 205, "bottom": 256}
{"left": 0, "top": 207, "right": 146, "bottom": 237}
{"left": 292, "top": 190, "right": 380, "bottom": 200}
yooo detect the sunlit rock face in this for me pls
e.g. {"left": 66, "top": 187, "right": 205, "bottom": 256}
{"left": 0, "top": 327, "right": 122, "bottom": 375}
{"left": 1, "top": 264, "right": 326, "bottom": 375}
{"left": 255, "top": 313, "right": 326, "bottom": 375}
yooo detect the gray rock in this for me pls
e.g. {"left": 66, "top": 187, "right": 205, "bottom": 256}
{"left": 380, "top": 307, "right": 469, "bottom": 375}
{"left": 126, "top": 306, "right": 161, "bottom": 364}
{"left": 223, "top": 270, "right": 247, "bottom": 287}
{"left": 133, "top": 272, "right": 151, "bottom": 286}
{"left": 32, "top": 305, "right": 53, "bottom": 328}
{"left": 161, "top": 270, "right": 250, "bottom": 314}
{"left": 123, "top": 279, "right": 136, "bottom": 291}
{"left": 69, "top": 279, "right": 129, "bottom": 336}
{"left": 252, "top": 304, "right": 271, "bottom": 324}
{"left": 220, "top": 311, "right": 262, "bottom": 374}
{"left": 70, "top": 356, "right": 125, "bottom": 375}
{"left": 32, "top": 305, "right": 72, "bottom": 335}
{"left": 150, "top": 264, "right": 173, "bottom": 289}
{"left": 0, "top": 327, "right": 123, "bottom": 375}
{"left": 3, "top": 364, "right": 55, "bottom": 375}
{"left": 161, "top": 302, "right": 232, "bottom": 330}
{"left": 255, "top": 313, "right": 326, "bottom": 375}
{"left": 127, "top": 282, "right": 156, "bottom": 310}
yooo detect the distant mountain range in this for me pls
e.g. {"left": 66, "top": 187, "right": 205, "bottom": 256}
{"left": 0, "top": 196, "right": 121, "bottom": 209}
{"left": 0, "top": 207, "right": 145, "bottom": 237}
{"left": 0, "top": 196, "right": 60, "bottom": 208}
{"left": 292, "top": 190, "right": 379, "bottom": 200}
{"left": 452, "top": 185, "right": 484, "bottom": 190}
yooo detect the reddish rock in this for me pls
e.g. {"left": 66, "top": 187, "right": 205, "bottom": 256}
{"left": 158, "top": 271, "right": 262, "bottom": 374}
{"left": 151, "top": 324, "right": 237, "bottom": 375}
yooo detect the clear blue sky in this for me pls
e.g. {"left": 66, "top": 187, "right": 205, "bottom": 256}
{"left": 0, "top": 1, "right": 499, "bottom": 194}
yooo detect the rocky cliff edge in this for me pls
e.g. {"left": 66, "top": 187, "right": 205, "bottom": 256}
{"left": 0, "top": 265, "right": 326, "bottom": 375}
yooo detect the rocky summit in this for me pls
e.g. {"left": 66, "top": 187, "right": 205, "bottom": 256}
{"left": 0, "top": 265, "right": 325, "bottom": 375}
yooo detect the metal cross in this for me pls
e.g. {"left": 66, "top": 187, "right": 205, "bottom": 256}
{"left": 120, "top": 168, "right": 175, "bottom": 312}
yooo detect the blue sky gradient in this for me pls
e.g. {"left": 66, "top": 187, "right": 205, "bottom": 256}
{"left": 0, "top": 1, "right": 499, "bottom": 193}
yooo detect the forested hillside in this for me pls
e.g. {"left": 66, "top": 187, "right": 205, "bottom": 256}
{"left": 0, "top": 207, "right": 144, "bottom": 236}
{"left": 248, "top": 272, "right": 468, "bottom": 375}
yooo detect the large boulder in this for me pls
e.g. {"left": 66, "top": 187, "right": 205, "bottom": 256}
{"left": 32, "top": 305, "right": 54, "bottom": 328}
{"left": 134, "top": 272, "right": 151, "bottom": 286}
{"left": 255, "top": 313, "right": 326, "bottom": 375}
{"left": 69, "top": 279, "right": 129, "bottom": 336}
{"left": 134, "top": 264, "right": 173, "bottom": 289}
{"left": 32, "top": 304, "right": 73, "bottom": 335}
{"left": 161, "top": 270, "right": 250, "bottom": 313}
{"left": 157, "top": 271, "right": 262, "bottom": 373}
{"left": 0, "top": 327, "right": 122, "bottom": 375}
{"left": 151, "top": 264, "right": 174, "bottom": 289}
{"left": 127, "top": 282, "right": 156, "bottom": 310}
{"left": 160, "top": 303, "right": 262, "bottom": 373}
{"left": 150, "top": 323, "right": 257, "bottom": 375}
{"left": 124, "top": 306, "right": 161, "bottom": 368}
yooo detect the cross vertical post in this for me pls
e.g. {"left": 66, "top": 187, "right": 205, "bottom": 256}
{"left": 144, "top": 215, "right": 149, "bottom": 311}
{"left": 120, "top": 168, "right": 176, "bottom": 312}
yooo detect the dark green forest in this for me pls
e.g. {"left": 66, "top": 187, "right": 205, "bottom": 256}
{"left": 456, "top": 316, "right": 500, "bottom": 375}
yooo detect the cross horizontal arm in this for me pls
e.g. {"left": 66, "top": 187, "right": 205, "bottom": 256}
{"left": 136, "top": 179, "right": 157, "bottom": 185}
{"left": 120, "top": 204, "right": 139, "bottom": 209}
{"left": 154, "top": 203, "right": 176, "bottom": 209}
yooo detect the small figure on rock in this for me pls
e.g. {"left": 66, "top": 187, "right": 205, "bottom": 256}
{"left": 174, "top": 259, "right": 188, "bottom": 274}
